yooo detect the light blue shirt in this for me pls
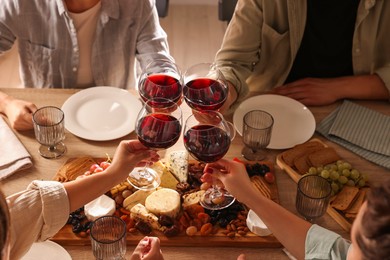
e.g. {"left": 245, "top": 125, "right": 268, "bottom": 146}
{"left": 0, "top": 0, "right": 173, "bottom": 89}
{"left": 305, "top": 224, "right": 351, "bottom": 260}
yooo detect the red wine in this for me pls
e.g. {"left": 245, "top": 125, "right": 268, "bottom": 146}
{"left": 183, "top": 125, "right": 230, "bottom": 163}
{"left": 139, "top": 74, "right": 182, "bottom": 104}
{"left": 183, "top": 78, "right": 227, "bottom": 111}
{"left": 136, "top": 114, "right": 181, "bottom": 149}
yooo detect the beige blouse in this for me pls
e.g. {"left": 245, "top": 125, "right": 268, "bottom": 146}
{"left": 6, "top": 181, "right": 69, "bottom": 259}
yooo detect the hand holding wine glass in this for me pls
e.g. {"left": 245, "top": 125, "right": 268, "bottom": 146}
{"left": 128, "top": 98, "right": 182, "bottom": 190}
{"left": 138, "top": 59, "right": 183, "bottom": 104}
{"left": 183, "top": 110, "right": 235, "bottom": 210}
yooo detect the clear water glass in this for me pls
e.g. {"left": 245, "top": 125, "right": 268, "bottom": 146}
{"left": 241, "top": 110, "right": 274, "bottom": 161}
{"left": 90, "top": 216, "right": 127, "bottom": 260}
{"left": 32, "top": 106, "right": 66, "bottom": 159}
{"left": 296, "top": 175, "right": 332, "bottom": 222}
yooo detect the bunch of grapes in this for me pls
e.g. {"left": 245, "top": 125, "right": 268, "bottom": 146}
{"left": 305, "top": 160, "right": 368, "bottom": 196}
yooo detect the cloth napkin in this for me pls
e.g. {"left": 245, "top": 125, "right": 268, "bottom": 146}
{"left": 316, "top": 100, "right": 390, "bottom": 169}
{"left": 0, "top": 116, "right": 32, "bottom": 180}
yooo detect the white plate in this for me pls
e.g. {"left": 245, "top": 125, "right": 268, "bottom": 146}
{"left": 62, "top": 87, "right": 142, "bottom": 141}
{"left": 233, "top": 94, "right": 315, "bottom": 149}
{"left": 21, "top": 241, "right": 71, "bottom": 260}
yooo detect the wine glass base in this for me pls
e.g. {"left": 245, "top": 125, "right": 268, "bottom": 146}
{"left": 241, "top": 146, "right": 268, "bottom": 161}
{"left": 127, "top": 167, "right": 161, "bottom": 191}
{"left": 39, "top": 142, "right": 66, "bottom": 159}
{"left": 200, "top": 188, "right": 236, "bottom": 210}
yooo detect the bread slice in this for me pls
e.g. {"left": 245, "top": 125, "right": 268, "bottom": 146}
{"left": 308, "top": 147, "right": 341, "bottom": 167}
{"left": 282, "top": 141, "right": 325, "bottom": 167}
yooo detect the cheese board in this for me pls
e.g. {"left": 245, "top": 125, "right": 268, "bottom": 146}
{"left": 276, "top": 138, "right": 369, "bottom": 231}
{"left": 51, "top": 155, "right": 282, "bottom": 248}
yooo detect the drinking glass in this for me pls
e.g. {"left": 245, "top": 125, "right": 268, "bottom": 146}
{"left": 32, "top": 106, "right": 66, "bottom": 159}
{"left": 183, "top": 110, "right": 235, "bottom": 210}
{"left": 241, "top": 110, "right": 274, "bottom": 161}
{"left": 296, "top": 175, "right": 332, "bottom": 222}
{"left": 128, "top": 98, "right": 182, "bottom": 190}
{"left": 138, "top": 59, "right": 183, "bottom": 104}
{"left": 183, "top": 63, "right": 228, "bottom": 111}
{"left": 90, "top": 216, "right": 126, "bottom": 260}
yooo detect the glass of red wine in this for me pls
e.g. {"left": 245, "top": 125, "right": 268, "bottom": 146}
{"left": 128, "top": 98, "right": 182, "bottom": 190}
{"left": 183, "top": 63, "right": 228, "bottom": 111}
{"left": 138, "top": 59, "right": 183, "bottom": 105}
{"left": 183, "top": 110, "right": 235, "bottom": 210}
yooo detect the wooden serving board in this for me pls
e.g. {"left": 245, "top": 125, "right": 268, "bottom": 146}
{"left": 51, "top": 158, "right": 281, "bottom": 248}
{"left": 276, "top": 138, "right": 358, "bottom": 231}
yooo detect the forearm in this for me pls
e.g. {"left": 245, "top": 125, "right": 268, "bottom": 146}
{"left": 0, "top": 91, "right": 12, "bottom": 114}
{"left": 334, "top": 74, "right": 389, "bottom": 101}
{"left": 63, "top": 168, "right": 126, "bottom": 212}
{"left": 243, "top": 189, "right": 311, "bottom": 260}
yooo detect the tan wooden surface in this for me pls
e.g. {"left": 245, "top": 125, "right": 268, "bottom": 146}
{"left": 1, "top": 88, "right": 390, "bottom": 259}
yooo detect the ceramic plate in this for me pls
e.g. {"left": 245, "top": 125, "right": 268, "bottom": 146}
{"left": 233, "top": 94, "right": 315, "bottom": 149}
{"left": 62, "top": 87, "right": 142, "bottom": 141}
{"left": 21, "top": 241, "right": 71, "bottom": 260}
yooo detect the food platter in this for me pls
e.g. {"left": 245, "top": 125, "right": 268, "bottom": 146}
{"left": 233, "top": 94, "right": 315, "bottom": 149}
{"left": 51, "top": 157, "right": 282, "bottom": 248}
{"left": 61, "top": 87, "right": 142, "bottom": 141}
{"left": 276, "top": 138, "right": 369, "bottom": 231}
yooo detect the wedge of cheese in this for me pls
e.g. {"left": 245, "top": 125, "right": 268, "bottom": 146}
{"left": 165, "top": 150, "right": 189, "bottom": 183}
{"left": 130, "top": 203, "right": 165, "bottom": 231}
{"left": 151, "top": 161, "right": 179, "bottom": 190}
{"left": 123, "top": 189, "right": 154, "bottom": 210}
{"left": 145, "top": 188, "right": 181, "bottom": 218}
{"left": 182, "top": 190, "right": 206, "bottom": 208}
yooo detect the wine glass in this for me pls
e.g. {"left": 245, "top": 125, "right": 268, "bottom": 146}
{"left": 296, "top": 175, "right": 332, "bottom": 223}
{"left": 32, "top": 106, "right": 66, "bottom": 159}
{"left": 241, "top": 110, "right": 274, "bottom": 161}
{"left": 128, "top": 98, "right": 182, "bottom": 190}
{"left": 138, "top": 59, "right": 183, "bottom": 105}
{"left": 183, "top": 110, "right": 235, "bottom": 210}
{"left": 183, "top": 63, "right": 228, "bottom": 111}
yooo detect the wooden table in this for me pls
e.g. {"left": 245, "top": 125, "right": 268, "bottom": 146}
{"left": 1, "top": 88, "right": 389, "bottom": 260}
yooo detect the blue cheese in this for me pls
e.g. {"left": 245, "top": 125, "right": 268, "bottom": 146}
{"left": 166, "top": 150, "right": 189, "bottom": 183}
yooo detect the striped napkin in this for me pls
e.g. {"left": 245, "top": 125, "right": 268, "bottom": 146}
{"left": 316, "top": 101, "right": 390, "bottom": 169}
{"left": 0, "top": 116, "right": 32, "bottom": 180}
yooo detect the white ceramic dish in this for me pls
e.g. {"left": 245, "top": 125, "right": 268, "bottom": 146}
{"left": 62, "top": 87, "right": 142, "bottom": 141}
{"left": 233, "top": 94, "right": 315, "bottom": 149}
{"left": 21, "top": 241, "right": 71, "bottom": 260}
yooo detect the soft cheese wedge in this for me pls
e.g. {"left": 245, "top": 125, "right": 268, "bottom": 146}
{"left": 165, "top": 150, "right": 189, "bottom": 183}
{"left": 130, "top": 203, "right": 165, "bottom": 231}
{"left": 84, "top": 194, "right": 116, "bottom": 221}
{"left": 145, "top": 188, "right": 181, "bottom": 219}
{"left": 123, "top": 189, "right": 154, "bottom": 211}
{"left": 182, "top": 190, "right": 206, "bottom": 209}
{"left": 151, "top": 161, "right": 179, "bottom": 190}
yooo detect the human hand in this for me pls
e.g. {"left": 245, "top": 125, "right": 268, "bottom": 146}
{"left": 270, "top": 77, "right": 341, "bottom": 106}
{"left": 2, "top": 97, "right": 37, "bottom": 130}
{"left": 108, "top": 140, "right": 159, "bottom": 179}
{"left": 130, "top": 236, "right": 164, "bottom": 260}
{"left": 203, "top": 159, "right": 257, "bottom": 204}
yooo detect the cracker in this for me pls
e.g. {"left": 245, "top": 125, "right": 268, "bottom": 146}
{"left": 250, "top": 176, "right": 272, "bottom": 199}
{"left": 344, "top": 188, "right": 369, "bottom": 214}
{"left": 308, "top": 147, "right": 341, "bottom": 167}
{"left": 281, "top": 141, "right": 325, "bottom": 166}
{"left": 331, "top": 186, "right": 360, "bottom": 211}
{"left": 54, "top": 156, "right": 97, "bottom": 182}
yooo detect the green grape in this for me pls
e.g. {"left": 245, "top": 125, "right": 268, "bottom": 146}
{"left": 339, "top": 175, "right": 348, "bottom": 185}
{"left": 308, "top": 167, "right": 317, "bottom": 175}
{"left": 341, "top": 169, "right": 351, "bottom": 177}
{"left": 358, "top": 179, "right": 366, "bottom": 187}
{"left": 338, "top": 182, "right": 344, "bottom": 190}
{"left": 324, "top": 165, "right": 332, "bottom": 171}
{"left": 330, "top": 164, "right": 338, "bottom": 171}
{"left": 336, "top": 160, "right": 344, "bottom": 166}
{"left": 342, "top": 162, "right": 352, "bottom": 170}
{"left": 346, "top": 180, "right": 355, "bottom": 187}
{"left": 331, "top": 182, "right": 339, "bottom": 193}
{"left": 351, "top": 169, "right": 360, "bottom": 180}
{"left": 320, "top": 170, "right": 330, "bottom": 179}
{"left": 361, "top": 173, "right": 369, "bottom": 182}
{"left": 330, "top": 170, "right": 340, "bottom": 181}
{"left": 317, "top": 166, "right": 324, "bottom": 173}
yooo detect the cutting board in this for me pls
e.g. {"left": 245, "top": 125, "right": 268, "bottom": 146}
{"left": 276, "top": 138, "right": 363, "bottom": 231}
{"left": 51, "top": 158, "right": 282, "bottom": 248}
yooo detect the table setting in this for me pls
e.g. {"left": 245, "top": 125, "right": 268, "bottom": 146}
{"left": 1, "top": 61, "right": 390, "bottom": 259}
